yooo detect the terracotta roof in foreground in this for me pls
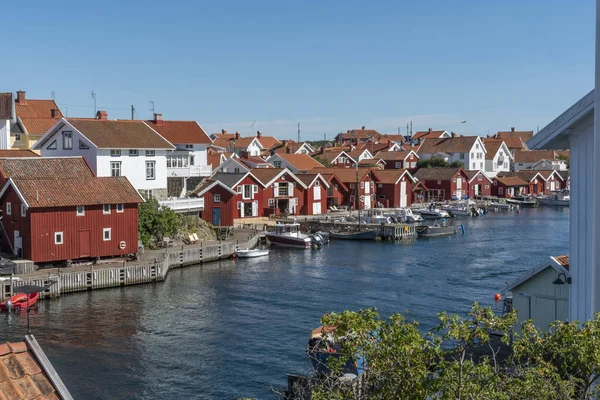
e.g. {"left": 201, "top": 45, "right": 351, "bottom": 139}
{"left": 0, "top": 150, "right": 39, "bottom": 158}
{"left": 554, "top": 255, "right": 570, "bottom": 271}
{"left": 12, "top": 176, "right": 144, "bottom": 208}
{"left": 67, "top": 119, "right": 174, "bottom": 149}
{"left": 275, "top": 153, "right": 323, "bottom": 170}
{"left": 372, "top": 169, "right": 410, "bottom": 184}
{"left": 144, "top": 120, "right": 212, "bottom": 144}
{"left": 311, "top": 167, "right": 372, "bottom": 183}
{"left": 249, "top": 168, "right": 286, "bottom": 185}
{"left": 0, "top": 157, "right": 94, "bottom": 179}
{"left": 15, "top": 99, "right": 64, "bottom": 135}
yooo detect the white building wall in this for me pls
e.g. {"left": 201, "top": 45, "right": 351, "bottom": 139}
{"left": 96, "top": 149, "right": 168, "bottom": 191}
{"left": 0, "top": 120, "right": 10, "bottom": 150}
{"left": 38, "top": 125, "right": 98, "bottom": 171}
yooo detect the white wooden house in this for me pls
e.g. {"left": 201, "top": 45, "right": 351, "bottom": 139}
{"left": 0, "top": 93, "right": 11, "bottom": 149}
{"left": 483, "top": 140, "right": 512, "bottom": 177}
{"left": 417, "top": 135, "right": 487, "bottom": 171}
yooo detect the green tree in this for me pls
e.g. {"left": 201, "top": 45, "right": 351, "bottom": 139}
{"left": 314, "top": 156, "right": 333, "bottom": 168}
{"left": 449, "top": 160, "right": 464, "bottom": 168}
{"left": 138, "top": 197, "right": 182, "bottom": 247}
{"left": 417, "top": 156, "right": 449, "bottom": 168}
{"left": 557, "top": 154, "right": 570, "bottom": 168}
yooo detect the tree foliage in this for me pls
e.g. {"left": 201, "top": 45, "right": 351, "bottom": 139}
{"left": 417, "top": 156, "right": 464, "bottom": 169}
{"left": 138, "top": 197, "right": 182, "bottom": 247}
{"left": 314, "top": 156, "right": 333, "bottom": 168}
{"left": 304, "top": 303, "right": 600, "bottom": 400}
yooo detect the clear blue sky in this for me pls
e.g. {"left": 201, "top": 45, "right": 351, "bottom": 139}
{"left": 5, "top": 0, "right": 595, "bottom": 140}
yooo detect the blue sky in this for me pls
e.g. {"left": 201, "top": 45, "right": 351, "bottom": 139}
{"left": 5, "top": 0, "right": 595, "bottom": 140}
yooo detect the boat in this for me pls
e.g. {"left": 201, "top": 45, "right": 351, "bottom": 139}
{"left": 414, "top": 204, "right": 451, "bottom": 219}
{"left": 266, "top": 223, "right": 323, "bottom": 249}
{"left": 538, "top": 191, "right": 570, "bottom": 207}
{"left": 416, "top": 223, "right": 457, "bottom": 238}
{"left": 329, "top": 229, "right": 378, "bottom": 240}
{"left": 235, "top": 249, "right": 269, "bottom": 258}
{"left": 445, "top": 202, "right": 483, "bottom": 217}
{"left": 361, "top": 209, "right": 392, "bottom": 225}
{"left": 307, "top": 325, "right": 366, "bottom": 377}
{"left": 393, "top": 208, "right": 423, "bottom": 223}
{"left": 506, "top": 196, "right": 539, "bottom": 208}
{"left": 489, "top": 199, "right": 514, "bottom": 210}
{"left": 0, "top": 292, "right": 39, "bottom": 311}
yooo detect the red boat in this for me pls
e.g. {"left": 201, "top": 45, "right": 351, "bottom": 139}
{"left": 0, "top": 292, "right": 39, "bottom": 311}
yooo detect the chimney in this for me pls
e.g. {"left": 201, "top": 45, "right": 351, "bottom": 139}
{"left": 235, "top": 132, "right": 240, "bottom": 140}
{"left": 222, "top": 129, "right": 227, "bottom": 134}
{"left": 154, "top": 113, "right": 164, "bottom": 126}
{"left": 240, "top": 150, "right": 249, "bottom": 159}
{"left": 451, "top": 132, "right": 457, "bottom": 138}
{"left": 428, "top": 128, "right": 432, "bottom": 134}
{"left": 51, "top": 109, "right": 60, "bottom": 118}
{"left": 96, "top": 110, "right": 108, "bottom": 120}
{"left": 257, "top": 130, "right": 262, "bottom": 138}
{"left": 362, "top": 126, "right": 366, "bottom": 130}
{"left": 16, "top": 91, "right": 26, "bottom": 104}
{"left": 511, "top": 127, "right": 515, "bottom": 132}
{"left": 486, "top": 134, "right": 490, "bottom": 138}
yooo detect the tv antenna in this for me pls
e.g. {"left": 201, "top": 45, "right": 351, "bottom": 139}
{"left": 91, "top": 90, "right": 97, "bottom": 115}
{"left": 51, "top": 91, "right": 55, "bottom": 101}
{"left": 149, "top": 100, "right": 155, "bottom": 116}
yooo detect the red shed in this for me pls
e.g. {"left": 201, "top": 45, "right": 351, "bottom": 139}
{"left": 250, "top": 168, "right": 307, "bottom": 217}
{"left": 537, "top": 170, "right": 565, "bottom": 194}
{"left": 0, "top": 176, "right": 143, "bottom": 263}
{"left": 373, "top": 150, "right": 419, "bottom": 170}
{"left": 321, "top": 173, "right": 348, "bottom": 210}
{"left": 312, "top": 150, "right": 356, "bottom": 168}
{"left": 465, "top": 170, "right": 493, "bottom": 198}
{"left": 492, "top": 176, "right": 529, "bottom": 198}
{"left": 295, "top": 173, "right": 329, "bottom": 215}
{"left": 372, "top": 169, "right": 417, "bottom": 208}
{"left": 413, "top": 168, "right": 470, "bottom": 201}
{"left": 312, "top": 167, "right": 376, "bottom": 210}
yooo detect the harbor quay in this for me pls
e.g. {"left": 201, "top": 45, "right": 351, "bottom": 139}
{"left": 0, "top": 229, "right": 262, "bottom": 300}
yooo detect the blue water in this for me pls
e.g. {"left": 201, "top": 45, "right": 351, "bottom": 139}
{"left": 0, "top": 207, "right": 568, "bottom": 399}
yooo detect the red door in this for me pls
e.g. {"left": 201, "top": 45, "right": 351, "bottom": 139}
{"left": 79, "top": 230, "right": 90, "bottom": 258}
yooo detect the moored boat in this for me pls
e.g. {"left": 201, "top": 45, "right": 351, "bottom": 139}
{"left": 538, "top": 192, "right": 570, "bottom": 207}
{"left": 329, "top": 229, "right": 378, "bottom": 240}
{"left": 266, "top": 223, "right": 322, "bottom": 249}
{"left": 416, "top": 224, "right": 457, "bottom": 238}
{"left": 0, "top": 292, "right": 39, "bottom": 311}
{"left": 414, "top": 203, "right": 451, "bottom": 219}
{"left": 235, "top": 249, "right": 270, "bottom": 258}
{"left": 393, "top": 208, "right": 423, "bottom": 223}
{"left": 506, "top": 196, "right": 538, "bottom": 208}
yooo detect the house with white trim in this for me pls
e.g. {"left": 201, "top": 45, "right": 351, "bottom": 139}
{"left": 483, "top": 140, "right": 512, "bottom": 177}
{"left": 417, "top": 135, "right": 486, "bottom": 171}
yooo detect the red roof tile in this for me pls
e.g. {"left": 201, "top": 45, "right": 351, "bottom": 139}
{"left": 0, "top": 150, "right": 39, "bottom": 158}
{"left": 374, "top": 150, "right": 415, "bottom": 161}
{"left": 414, "top": 168, "right": 464, "bottom": 181}
{"left": 495, "top": 176, "right": 529, "bottom": 187}
{"left": 145, "top": 120, "right": 212, "bottom": 144}
{"left": 514, "top": 150, "right": 557, "bottom": 164}
{"left": 413, "top": 130, "right": 447, "bottom": 140}
{"left": 495, "top": 130, "right": 534, "bottom": 142}
{"left": 11, "top": 176, "right": 144, "bottom": 208}
{"left": 249, "top": 168, "right": 286, "bottom": 185}
{"left": 274, "top": 153, "right": 323, "bottom": 171}
{"left": 14, "top": 99, "right": 63, "bottom": 135}
{"left": 0, "top": 157, "right": 94, "bottom": 180}
{"left": 67, "top": 119, "right": 174, "bottom": 149}
{"left": 417, "top": 136, "right": 479, "bottom": 154}
{"left": 311, "top": 167, "right": 372, "bottom": 184}
{"left": 0, "top": 93, "right": 12, "bottom": 120}
{"left": 554, "top": 255, "right": 570, "bottom": 271}
{"left": 372, "top": 169, "right": 410, "bottom": 184}
{"left": 253, "top": 135, "right": 280, "bottom": 149}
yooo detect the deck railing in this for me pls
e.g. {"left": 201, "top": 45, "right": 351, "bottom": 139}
{"left": 159, "top": 197, "right": 205, "bottom": 211}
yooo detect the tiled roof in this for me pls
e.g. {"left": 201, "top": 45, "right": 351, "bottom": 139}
{"left": 275, "top": 153, "right": 323, "bottom": 171}
{"left": 361, "top": 142, "right": 393, "bottom": 153}
{"left": 67, "top": 119, "right": 174, "bottom": 149}
{"left": 18, "top": 118, "right": 62, "bottom": 136}
{"left": 0, "top": 338, "right": 64, "bottom": 399}
{"left": 249, "top": 168, "right": 286, "bottom": 185}
{"left": 556, "top": 150, "right": 570, "bottom": 159}
{"left": 295, "top": 173, "right": 328, "bottom": 187}
{"left": 372, "top": 169, "right": 409, "bottom": 184}
{"left": 417, "top": 136, "right": 479, "bottom": 154}
{"left": 14, "top": 99, "right": 63, "bottom": 135}
{"left": 12, "top": 176, "right": 143, "bottom": 208}
{"left": 358, "top": 158, "right": 384, "bottom": 166}
{"left": 533, "top": 170, "right": 560, "bottom": 180}
{"left": 483, "top": 141, "right": 503, "bottom": 160}
{"left": 0, "top": 93, "right": 12, "bottom": 120}
{"left": 313, "top": 150, "right": 352, "bottom": 163}
{"left": 495, "top": 176, "right": 529, "bottom": 187}
{"left": 0, "top": 157, "right": 94, "bottom": 180}
{"left": 414, "top": 167, "right": 462, "bottom": 181}
{"left": 514, "top": 150, "right": 557, "bottom": 164}
{"left": 207, "top": 153, "right": 223, "bottom": 170}
{"left": 253, "top": 135, "right": 280, "bottom": 149}
{"left": 382, "top": 134, "right": 405, "bottom": 143}
{"left": 212, "top": 133, "right": 236, "bottom": 140}
{"left": 413, "top": 130, "right": 447, "bottom": 140}
{"left": 554, "top": 255, "right": 570, "bottom": 271}
{"left": 0, "top": 150, "right": 39, "bottom": 158}
{"left": 485, "top": 137, "right": 526, "bottom": 150}
{"left": 311, "top": 167, "right": 372, "bottom": 184}
{"left": 464, "top": 170, "right": 491, "bottom": 182}
{"left": 498, "top": 170, "right": 544, "bottom": 182}
{"left": 208, "top": 172, "right": 247, "bottom": 189}
{"left": 346, "top": 149, "right": 370, "bottom": 159}
{"left": 338, "top": 128, "right": 381, "bottom": 140}
{"left": 213, "top": 136, "right": 259, "bottom": 149}
{"left": 144, "top": 120, "right": 212, "bottom": 144}
{"left": 495, "top": 130, "right": 534, "bottom": 142}
{"left": 374, "top": 150, "right": 414, "bottom": 161}
{"left": 320, "top": 173, "right": 349, "bottom": 191}
{"left": 239, "top": 157, "right": 271, "bottom": 167}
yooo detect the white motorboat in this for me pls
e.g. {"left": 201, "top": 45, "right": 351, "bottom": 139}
{"left": 489, "top": 199, "right": 514, "bottom": 210}
{"left": 393, "top": 208, "right": 423, "bottom": 223}
{"left": 445, "top": 202, "right": 482, "bottom": 217}
{"left": 266, "top": 223, "right": 323, "bottom": 249}
{"left": 414, "top": 205, "right": 450, "bottom": 219}
{"left": 538, "top": 192, "right": 570, "bottom": 207}
{"left": 235, "top": 249, "right": 270, "bottom": 258}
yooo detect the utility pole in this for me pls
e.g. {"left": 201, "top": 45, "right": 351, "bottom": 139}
{"left": 91, "top": 90, "right": 97, "bottom": 116}
{"left": 297, "top": 123, "right": 300, "bottom": 143}
{"left": 131, "top": 105, "right": 135, "bottom": 120}
{"left": 323, "top": 133, "right": 326, "bottom": 141}
{"left": 410, "top": 121, "right": 413, "bottom": 136}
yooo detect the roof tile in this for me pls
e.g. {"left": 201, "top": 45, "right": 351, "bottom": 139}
{"left": 66, "top": 119, "right": 174, "bottom": 149}
{"left": 144, "top": 120, "right": 212, "bottom": 144}
{"left": 0, "top": 150, "right": 39, "bottom": 158}
{"left": 273, "top": 153, "right": 323, "bottom": 171}
{"left": 0, "top": 94, "right": 12, "bottom": 120}
{"left": 6, "top": 343, "right": 26, "bottom": 355}
{"left": 0, "top": 346, "right": 9, "bottom": 358}
{"left": 0, "top": 157, "right": 94, "bottom": 181}
{"left": 414, "top": 168, "right": 463, "bottom": 181}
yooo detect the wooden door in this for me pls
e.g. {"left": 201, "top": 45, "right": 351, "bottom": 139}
{"left": 212, "top": 208, "right": 221, "bottom": 226}
{"left": 79, "top": 230, "right": 91, "bottom": 258}
{"left": 400, "top": 181, "right": 407, "bottom": 207}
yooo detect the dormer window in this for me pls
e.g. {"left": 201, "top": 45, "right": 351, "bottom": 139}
{"left": 62, "top": 131, "right": 73, "bottom": 149}
{"left": 111, "top": 149, "right": 121, "bottom": 157}
{"left": 129, "top": 149, "right": 139, "bottom": 156}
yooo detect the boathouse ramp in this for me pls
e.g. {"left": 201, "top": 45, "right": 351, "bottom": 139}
{"left": 2, "top": 234, "right": 261, "bottom": 299}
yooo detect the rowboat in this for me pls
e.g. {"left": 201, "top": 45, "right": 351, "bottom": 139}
{"left": 235, "top": 249, "right": 269, "bottom": 258}
{"left": 0, "top": 292, "right": 39, "bottom": 311}
{"left": 416, "top": 224, "right": 456, "bottom": 238}
{"left": 329, "top": 229, "right": 378, "bottom": 240}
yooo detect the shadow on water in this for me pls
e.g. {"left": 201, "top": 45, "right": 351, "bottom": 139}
{"left": 0, "top": 207, "right": 568, "bottom": 399}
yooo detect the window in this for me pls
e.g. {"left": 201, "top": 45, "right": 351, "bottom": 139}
{"left": 79, "top": 140, "right": 89, "bottom": 149}
{"left": 167, "top": 155, "right": 189, "bottom": 168}
{"left": 5, "top": 202, "right": 11, "bottom": 215}
{"left": 498, "top": 187, "right": 504, "bottom": 195}
{"left": 360, "top": 182, "right": 365, "bottom": 189}
{"left": 472, "top": 163, "right": 476, "bottom": 169}
{"left": 273, "top": 161, "right": 282, "bottom": 168}
{"left": 103, "top": 228, "right": 111, "bottom": 241}
{"left": 234, "top": 168, "right": 240, "bottom": 173}
{"left": 278, "top": 185, "right": 288, "bottom": 196}
{"left": 499, "top": 151, "right": 504, "bottom": 157}
{"left": 111, "top": 149, "right": 121, "bottom": 157}
{"left": 117, "top": 203, "right": 124, "bottom": 213}
{"left": 146, "top": 150, "right": 155, "bottom": 157}
{"left": 378, "top": 183, "right": 383, "bottom": 188}
{"left": 477, "top": 153, "right": 482, "bottom": 159}
{"left": 62, "top": 131, "right": 73, "bottom": 149}
{"left": 453, "top": 177, "right": 457, "bottom": 183}
{"left": 190, "top": 155, "right": 195, "bottom": 165}
{"left": 142, "top": 189, "right": 153, "bottom": 199}
{"left": 395, "top": 162, "right": 402, "bottom": 168}
{"left": 338, "top": 157, "right": 346, "bottom": 163}
{"left": 185, "top": 144, "right": 193, "bottom": 149}
{"left": 103, "top": 204, "right": 111, "bottom": 214}
{"left": 76, "top": 205, "right": 85, "bottom": 216}
{"left": 146, "top": 161, "right": 156, "bottom": 180}
{"left": 315, "top": 181, "right": 320, "bottom": 186}
{"left": 485, "top": 185, "right": 490, "bottom": 189}
{"left": 21, "top": 204, "right": 26, "bottom": 217}
{"left": 268, "top": 198, "right": 275, "bottom": 207}
{"left": 47, "top": 140, "right": 57, "bottom": 150}
{"left": 334, "top": 184, "right": 338, "bottom": 190}
{"left": 243, "top": 184, "right": 252, "bottom": 199}
{"left": 350, "top": 183, "right": 355, "bottom": 188}
{"left": 437, "top": 180, "right": 441, "bottom": 184}
{"left": 480, "top": 162, "right": 483, "bottom": 169}
{"left": 54, "top": 232, "right": 63, "bottom": 245}
{"left": 214, "top": 194, "right": 221, "bottom": 203}
{"left": 471, "top": 152, "right": 474, "bottom": 159}
{"left": 129, "top": 149, "right": 139, "bottom": 156}
{"left": 14, "top": 133, "right": 21, "bottom": 142}
{"left": 478, "top": 174, "right": 482, "bottom": 181}
{"left": 111, "top": 161, "right": 121, "bottom": 177}
{"left": 475, "top": 143, "right": 480, "bottom": 149}
{"left": 350, "top": 195, "right": 355, "bottom": 203}
{"left": 460, "top": 153, "right": 465, "bottom": 159}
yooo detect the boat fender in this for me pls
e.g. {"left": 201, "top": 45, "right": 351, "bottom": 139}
{"left": 231, "top": 253, "right": 238, "bottom": 260}
{"left": 494, "top": 293, "right": 502, "bottom": 301}
{"left": 461, "top": 224, "right": 465, "bottom": 235}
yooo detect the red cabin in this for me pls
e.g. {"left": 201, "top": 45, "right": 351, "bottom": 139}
{"left": 312, "top": 167, "right": 376, "bottom": 210}
{"left": 320, "top": 173, "right": 348, "bottom": 210}
{"left": 465, "top": 170, "right": 493, "bottom": 198}
{"left": 296, "top": 174, "right": 329, "bottom": 215}
{"left": 413, "top": 168, "right": 470, "bottom": 201}
{"left": 372, "top": 169, "right": 417, "bottom": 208}
{"left": 373, "top": 150, "right": 419, "bottom": 170}
{"left": 491, "top": 176, "right": 530, "bottom": 198}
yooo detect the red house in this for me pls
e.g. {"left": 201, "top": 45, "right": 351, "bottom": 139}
{"left": 0, "top": 174, "right": 143, "bottom": 263}
{"left": 497, "top": 171, "right": 550, "bottom": 196}
{"left": 320, "top": 173, "right": 348, "bottom": 210}
{"left": 374, "top": 150, "right": 419, "bottom": 170}
{"left": 537, "top": 170, "right": 565, "bottom": 194}
{"left": 465, "top": 170, "right": 493, "bottom": 198}
{"left": 492, "top": 176, "right": 529, "bottom": 198}
{"left": 413, "top": 168, "right": 470, "bottom": 201}
{"left": 296, "top": 174, "right": 329, "bottom": 215}
{"left": 251, "top": 168, "right": 307, "bottom": 216}
{"left": 312, "top": 167, "right": 376, "bottom": 210}
{"left": 372, "top": 169, "right": 417, "bottom": 208}
{"left": 313, "top": 150, "right": 356, "bottom": 168}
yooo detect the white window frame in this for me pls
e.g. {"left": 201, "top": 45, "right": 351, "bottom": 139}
{"left": 214, "top": 194, "right": 221, "bottom": 203}
{"left": 111, "top": 161, "right": 121, "bottom": 177}
{"left": 116, "top": 203, "right": 125, "bottom": 213}
{"left": 55, "top": 232, "right": 63, "bottom": 245}
{"left": 273, "top": 161, "right": 282, "bottom": 168}
{"left": 103, "top": 204, "right": 111, "bottom": 214}
{"left": 111, "top": 149, "right": 121, "bottom": 157}
{"left": 20, "top": 204, "right": 26, "bottom": 217}
{"left": 6, "top": 202, "right": 11, "bottom": 215}
{"left": 268, "top": 198, "right": 275, "bottom": 207}
{"left": 103, "top": 228, "right": 111, "bottom": 241}
{"left": 360, "top": 182, "right": 365, "bottom": 189}
{"left": 395, "top": 162, "right": 402, "bottom": 168}
{"left": 146, "top": 161, "right": 156, "bottom": 180}
{"left": 146, "top": 150, "right": 155, "bottom": 157}
{"left": 62, "top": 131, "right": 73, "bottom": 149}
{"left": 185, "top": 144, "right": 193, "bottom": 149}
{"left": 14, "top": 133, "right": 21, "bottom": 142}
{"left": 76, "top": 205, "right": 85, "bottom": 216}
{"left": 129, "top": 149, "right": 139, "bottom": 156}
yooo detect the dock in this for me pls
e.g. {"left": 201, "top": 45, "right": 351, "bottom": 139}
{"left": 302, "top": 219, "right": 417, "bottom": 240}
{"left": 1, "top": 229, "right": 262, "bottom": 300}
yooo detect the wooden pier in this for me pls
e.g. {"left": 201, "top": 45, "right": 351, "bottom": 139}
{"left": 303, "top": 220, "right": 417, "bottom": 240}
{"left": 0, "top": 232, "right": 262, "bottom": 300}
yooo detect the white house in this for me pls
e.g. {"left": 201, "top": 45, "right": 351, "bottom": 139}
{"left": 212, "top": 133, "right": 263, "bottom": 156}
{"left": 504, "top": 256, "right": 570, "bottom": 333}
{"left": 483, "top": 140, "right": 512, "bottom": 177}
{"left": 32, "top": 112, "right": 175, "bottom": 200}
{"left": 417, "top": 135, "right": 486, "bottom": 170}
{"left": 528, "top": 158, "right": 569, "bottom": 171}
{"left": 270, "top": 140, "right": 316, "bottom": 155}
{"left": 0, "top": 93, "right": 11, "bottom": 149}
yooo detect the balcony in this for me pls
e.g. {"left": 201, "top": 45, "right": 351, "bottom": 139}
{"left": 159, "top": 197, "right": 204, "bottom": 212}
{"left": 167, "top": 164, "right": 212, "bottom": 177}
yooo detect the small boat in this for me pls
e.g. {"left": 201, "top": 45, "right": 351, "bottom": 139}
{"left": 0, "top": 292, "right": 39, "bottom": 311}
{"left": 329, "top": 229, "right": 378, "bottom": 240}
{"left": 235, "top": 249, "right": 269, "bottom": 258}
{"left": 393, "top": 208, "right": 423, "bottom": 223}
{"left": 489, "top": 199, "right": 514, "bottom": 210}
{"left": 266, "top": 223, "right": 323, "bottom": 249}
{"left": 416, "top": 224, "right": 456, "bottom": 238}
{"left": 538, "top": 192, "right": 570, "bottom": 207}
{"left": 414, "top": 207, "right": 451, "bottom": 219}
{"left": 506, "top": 196, "right": 539, "bottom": 208}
